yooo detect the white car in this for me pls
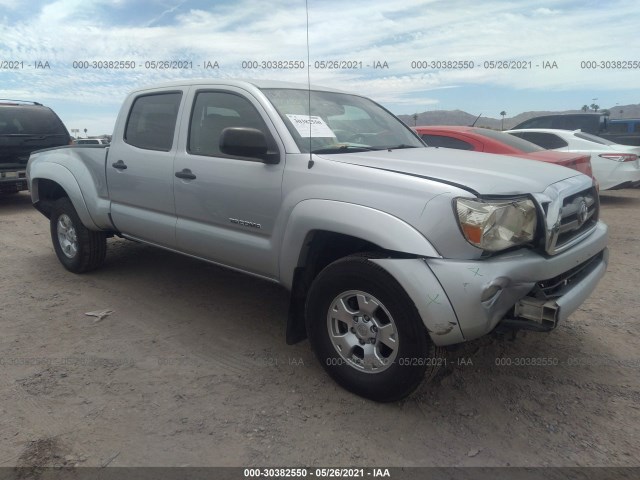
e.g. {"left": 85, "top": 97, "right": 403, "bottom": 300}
{"left": 505, "top": 129, "right": 640, "bottom": 191}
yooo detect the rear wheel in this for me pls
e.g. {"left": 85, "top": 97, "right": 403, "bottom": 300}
{"left": 50, "top": 197, "right": 106, "bottom": 273}
{"left": 306, "top": 256, "right": 437, "bottom": 402}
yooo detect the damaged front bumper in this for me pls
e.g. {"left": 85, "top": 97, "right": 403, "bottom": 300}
{"left": 372, "top": 221, "right": 608, "bottom": 346}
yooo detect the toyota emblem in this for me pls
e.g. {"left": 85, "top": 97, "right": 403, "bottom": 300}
{"left": 577, "top": 200, "right": 589, "bottom": 226}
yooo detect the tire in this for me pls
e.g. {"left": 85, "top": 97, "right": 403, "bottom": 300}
{"left": 306, "top": 255, "right": 436, "bottom": 402}
{"left": 50, "top": 197, "right": 107, "bottom": 273}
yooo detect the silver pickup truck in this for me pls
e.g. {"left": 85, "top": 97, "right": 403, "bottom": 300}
{"left": 27, "top": 79, "right": 608, "bottom": 401}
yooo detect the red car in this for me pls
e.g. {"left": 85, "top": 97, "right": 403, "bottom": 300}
{"left": 414, "top": 126, "right": 594, "bottom": 179}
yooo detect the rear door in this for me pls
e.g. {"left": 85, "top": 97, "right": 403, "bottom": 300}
{"left": 173, "top": 87, "right": 285, "bottom": 278}
{"left": 107, "top": 90, "right": 184, "bottom": 247}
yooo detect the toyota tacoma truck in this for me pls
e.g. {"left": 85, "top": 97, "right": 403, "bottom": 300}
{"left": 27, "top": 79, "right": 608, "bottom": 402}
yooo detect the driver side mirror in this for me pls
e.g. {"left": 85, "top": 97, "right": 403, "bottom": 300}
{"left": 219, "top": 127, "right": 279, "bottom": 164}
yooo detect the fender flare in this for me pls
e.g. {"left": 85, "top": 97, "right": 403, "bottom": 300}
{"left": 279, "top": 199, "right": 440, "bottom": 289}
{"left": 30, "top": 162, "right": 98, "bottom": 230}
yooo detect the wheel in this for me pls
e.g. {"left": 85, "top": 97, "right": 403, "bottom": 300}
{"left": 50, "top": 197, "right": 106, "bottom": 273}
{"left": 306, "top": 255, "right": 436, "bottom": 402}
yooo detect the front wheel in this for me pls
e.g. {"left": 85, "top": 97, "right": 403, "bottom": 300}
{"left": 50, "top": 197, "right": 107, "bottom": 273}
{"left": 306, "top": 256, "right": 437, "bottom": 402}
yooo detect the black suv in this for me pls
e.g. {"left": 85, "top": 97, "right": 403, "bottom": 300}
{"left": 511, "top": 113, "right": 640, "bottom": 146}
{"left": 0, "top": 100, "right": 70, "bottom": 193}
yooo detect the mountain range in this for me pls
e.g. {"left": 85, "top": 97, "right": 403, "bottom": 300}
{"left": 397, "top": 103, "right": 640, "bottom": 130}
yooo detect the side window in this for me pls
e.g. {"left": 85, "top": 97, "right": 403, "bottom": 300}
{"left": 513, "top": 132, "right": 568, "bottom": 149}
{"left": 125, "top": 92, "right": 182, "bottom": 151}
{"left": 421, "top": 134, "right": 474, "bottom": 150}
{"left": 188, "top": 91, "right": 274, "bottom": 157}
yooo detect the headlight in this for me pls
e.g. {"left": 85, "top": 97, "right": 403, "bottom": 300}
{"left": 455, "top": 197, "right": 537, "bottom": 251}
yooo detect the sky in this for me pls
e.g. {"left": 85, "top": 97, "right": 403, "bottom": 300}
{"left": 1, "top": 0, "right": 639, "bottom": 135}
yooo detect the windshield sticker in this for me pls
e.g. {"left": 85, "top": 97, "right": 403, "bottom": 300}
{"left": 286, "top": 114, "right": 336, "bottom": 138}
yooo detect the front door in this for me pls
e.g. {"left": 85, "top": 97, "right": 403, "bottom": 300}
{"left": 173, "top": 87, "right": 285, "bottom": 278}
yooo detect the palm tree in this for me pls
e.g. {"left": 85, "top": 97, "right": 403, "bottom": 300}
{"left": 590, "top": 104, "right": 599, "bottom": 112}
{"left": 412, "top": 113, "right": 419, "bottom": 126}
{"left": 581, "top": 105, "right": 589, "bottom": 112}
{"left": 500, "top": 111, "right": 506, "bottom": 130}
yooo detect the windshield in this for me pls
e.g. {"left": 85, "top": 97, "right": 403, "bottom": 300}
{"left": 261, "top": 88, "right": 424, "bottom": 153}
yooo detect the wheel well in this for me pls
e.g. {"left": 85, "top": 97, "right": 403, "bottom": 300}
{"left": 34, "top": 179, "right": 68, "bottom": 218}
{"left": 286, "top": 230, "right": 409, "bottom": 344}
{"left": 299, "top": 231, "right": 380, "bottom": 280}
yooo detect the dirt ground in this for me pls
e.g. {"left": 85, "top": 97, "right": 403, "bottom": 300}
{"left": 0, "top": 189, "right": 638, "bottom": 469}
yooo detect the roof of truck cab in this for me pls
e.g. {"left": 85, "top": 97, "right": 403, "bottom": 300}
{"left": 128, "top": 78, "right": 346, "bottom": 94}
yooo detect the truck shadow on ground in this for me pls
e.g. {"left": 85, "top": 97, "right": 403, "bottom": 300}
{"left": 100, "top": 237, "right": 290, "bottom": 340}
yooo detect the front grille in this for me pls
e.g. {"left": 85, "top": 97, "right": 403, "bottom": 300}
{"left": 554, "top": 187, "right": 598, "bottom": 251}
{"left": 535, "top": 251, "right": 604, "bottom": 298}
{"left": 542, "top": 183, "right": 599, "bottom": 255}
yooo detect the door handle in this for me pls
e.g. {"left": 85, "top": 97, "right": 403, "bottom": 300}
{"left": 175, "top": 168, "right": 196, "bottom": 180}
{"left": 112, "top": 160, "right": 127, "bottom": 170}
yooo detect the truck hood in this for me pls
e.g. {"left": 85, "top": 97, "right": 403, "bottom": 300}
{"left": 318, "top": 147, "right": 581, "bottom": 196}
